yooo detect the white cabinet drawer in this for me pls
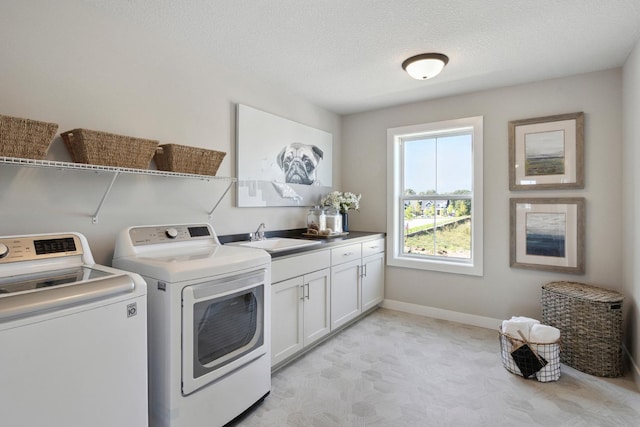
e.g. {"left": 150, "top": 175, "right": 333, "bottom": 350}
{"left": 362, "top": 238, "right": 385, "bottom": 257}
{"left": 272, "top": 250, "right": 330, "bottom": 283}
{"left": 331, "top": 243, "right": 362, "bottom": 266}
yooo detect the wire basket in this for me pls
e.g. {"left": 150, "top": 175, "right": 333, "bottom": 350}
{"left": 154, "top": 143, "right": 226, "bottom": 176}
{"left": 61, "top": 128, "right": 158, "bottom": 169}
{"left": 0, "top": 114, "right": 58, "bottom": 160}
{"left": 499, "top": 330, "right": 561, "bottom": 382}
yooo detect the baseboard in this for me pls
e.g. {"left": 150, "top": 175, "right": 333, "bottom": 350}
{"left": 381, "top": 299, "right": 502, "bottom": 330}
{"left": 623, "top": 344, "right": 640, "bottom": 390}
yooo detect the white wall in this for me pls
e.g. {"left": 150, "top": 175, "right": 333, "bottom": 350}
{"left": 0, "top": 1, "right": 341, "bottom": 265}
{"left": 342, "top": 69, "right": 623, "bottom": 322}
{"left": 622, "top": 38, "right": 640, "bottom": 384}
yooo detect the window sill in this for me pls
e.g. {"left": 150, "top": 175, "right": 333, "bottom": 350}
{"left": 387, "top": 255, "right": 482, "bottom": 276}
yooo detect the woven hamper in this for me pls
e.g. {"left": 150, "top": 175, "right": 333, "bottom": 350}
{"left": 541, "top": 281, "right": 623, "bottom": 377}
{"left": 61, "top": 128, "right": 158, "bottom": 169}
{"left": 0, "top": 114, "right": 58, "bottom": 160}
{"left": 154, "top": 144, "right": 226, "bottom": 176}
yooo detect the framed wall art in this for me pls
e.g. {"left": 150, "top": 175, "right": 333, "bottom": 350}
{"left": 236, "top": 104, "right": 333, "bottom": 207}
{"left": 510, "top": 197, "right": 585, "bottom": 274}
{"left": 509, "top": 112, "right": 584, "bottom": 190}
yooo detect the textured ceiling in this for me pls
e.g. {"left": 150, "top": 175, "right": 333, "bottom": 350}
{"left": 82, "top": 0, "right": 640, "bottom": 115}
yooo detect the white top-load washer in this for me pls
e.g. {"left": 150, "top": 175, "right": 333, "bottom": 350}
{"left": 0, "top": 232, "right": 148, "bottom": 427}
{"left": 113, "top": 223, "right": 271, "bottom": 427}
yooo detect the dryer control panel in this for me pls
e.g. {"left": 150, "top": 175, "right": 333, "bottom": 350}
{"left": 128, "top": 224, "right": 213, "bottom": 246}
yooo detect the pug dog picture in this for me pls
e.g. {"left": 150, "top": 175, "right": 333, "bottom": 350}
{"left": 237, "top": 104, "right": 332, "bottom": 206}
{"left": 277, "top": 142, "right": 323, "bottom": 185}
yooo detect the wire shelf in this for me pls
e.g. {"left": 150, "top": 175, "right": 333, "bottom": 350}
{"left": 0, "top": 156, "right": 236, "bottom": 222}
{"left": 0, "top": 156, "right": 236, "bottom": 182}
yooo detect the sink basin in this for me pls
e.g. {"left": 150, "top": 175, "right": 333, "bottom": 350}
{"left": 231, "top": 237, "right": 321, "bottom": 253}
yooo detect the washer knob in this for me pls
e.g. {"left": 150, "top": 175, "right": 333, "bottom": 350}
{"left": 0, "top": 243, "right": 8, "bottom": 259}
{"left": 165, "top": 228, "right": 179, "bottom": 239}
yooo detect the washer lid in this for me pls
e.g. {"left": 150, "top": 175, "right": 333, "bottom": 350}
{"left": 113, "top": 244, "right": 270, "bottom": 282}
{"left": 0, "top": 266, "right": 113, "bottom": 295}
{"left": 0, "top": 266, "right": 142, "bottom": 322}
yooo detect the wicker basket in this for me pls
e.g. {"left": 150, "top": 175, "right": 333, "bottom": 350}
{"left": 0, "top": 114, "right": 58, "bottom": 160}
{"left": 541, "top": 281, "right": 624, "bottom": 377}
{"left": 61, "top": 128, "right": 158, "bottom": 169}
{"left": 499, "top": 330, "right": 561, "bottom": 382}
{"left": 154, "top": 143, "right": 226, "bottom": 176}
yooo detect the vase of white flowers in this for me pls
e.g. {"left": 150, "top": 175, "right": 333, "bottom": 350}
{"left": 320, "top": 191, "right": 361, "bottom": 232}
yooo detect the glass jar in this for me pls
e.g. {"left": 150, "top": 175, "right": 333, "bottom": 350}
{"left": 307, "top": 207, "right": 326, "bottom": 232}
{"left": 324, "top": 207, "right": 342, "bottom": 234}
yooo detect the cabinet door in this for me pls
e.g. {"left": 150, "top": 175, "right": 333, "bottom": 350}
{"left": 302, "top": 268, "right": 331, "bottom": 346}
{"left": 361, "top": 252, "right": 385, "bottom": 312}
{"left": 271, "top": 277, "right": 304, "bottom": 366}
{"left": 330, "top": 259, "right": 361, "bottom": 330}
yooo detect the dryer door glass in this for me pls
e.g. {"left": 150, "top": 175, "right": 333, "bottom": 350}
{"left": 181, "top": 268, "right": 267, "bottom": 397}
{"left": 193, "top": 286, "right": 263, "bottom": 373}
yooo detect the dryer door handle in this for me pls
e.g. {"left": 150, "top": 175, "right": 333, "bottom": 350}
{"left": 188, "top": 269, "right": 267, "bottom": 301}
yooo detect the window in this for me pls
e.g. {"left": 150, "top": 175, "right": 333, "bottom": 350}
{"left": 387, "top": 116, "right": 483, "bottom": 276}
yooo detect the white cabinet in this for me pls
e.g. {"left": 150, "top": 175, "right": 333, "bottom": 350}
{"left": 330, "top": 259, "right": 361, "bottom": 330}
{"left": 361, "top": 239, "right": 385, "bottom": 312}
{"left": 271, "top": 236, "right": 385, "bottom": 368}
{"left": 271, "top": 251, "right": 331, "bottom": 367}
{"left": 330, "top": 238, "right": 385, "bottom": 330}
{"left": 271, "top": 276, "right": 304, "bottom": 363}
{"left": 302, "top": 269, "right": 331, "bottom": 345}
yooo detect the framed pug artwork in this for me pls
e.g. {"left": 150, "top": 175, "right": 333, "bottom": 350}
{"left": 236, "top": 104, "right": 333, "bottom": 207}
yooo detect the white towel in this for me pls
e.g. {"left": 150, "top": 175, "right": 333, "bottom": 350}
{"left": 530, "top": 325, "right": 561, "bottom": 382}
{"left": 530, "top": 324, "right": 560, "bottom": 344}
{"left": 501, "top": 320, "right": 533, "bottom": 341}
{"left": 509, "top": 316, "right": 540, "bottom": 328}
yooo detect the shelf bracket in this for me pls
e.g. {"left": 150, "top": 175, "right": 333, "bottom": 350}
{"left": 208, "top": 181, "right": 234, "bottom": 218}
{"left": 92, "top": 171, "right": 120, "bottom": 224}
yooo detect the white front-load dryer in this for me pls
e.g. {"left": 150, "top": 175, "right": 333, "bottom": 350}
{"left": 113, "top": 223, "right": 271, "bottom": 427}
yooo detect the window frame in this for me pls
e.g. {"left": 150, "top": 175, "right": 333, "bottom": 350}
{"left": 386, "top": 116, "right": 483, "bottom": 276}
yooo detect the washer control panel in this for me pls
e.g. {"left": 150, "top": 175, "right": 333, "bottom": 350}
{"left": 128, "top": 224, "right": 213, "bottom": 246}
{"left": 0, "top": 234, "right": 84, "bottom": 264}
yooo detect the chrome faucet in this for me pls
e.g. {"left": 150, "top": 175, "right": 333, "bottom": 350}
{"left": 250, "top": 222, "right": 266, "bottom": 241}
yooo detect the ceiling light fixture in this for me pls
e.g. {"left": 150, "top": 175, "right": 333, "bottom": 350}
{"left": 402, "top": 53, "right": 449, "bottom": 80}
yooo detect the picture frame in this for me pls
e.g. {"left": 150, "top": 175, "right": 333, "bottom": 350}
{"left": 510, "top": 197, "right": 585, "bottom": 274}
{"left": 236, "top": 104, "right": 333, "bottom": 207}
{"left": 509, "top": 112, "right": 584, "bottom": 190}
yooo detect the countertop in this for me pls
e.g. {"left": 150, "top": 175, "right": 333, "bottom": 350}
{"left": 218, "top": 228, "right": 385, "bottom": 259}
